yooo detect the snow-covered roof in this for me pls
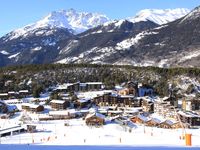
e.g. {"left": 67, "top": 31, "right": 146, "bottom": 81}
{"left": 178, "top": 111, "right": 200, "bottom": 118}
{"left": 85, "top": 112, "right": 105, "bottom": 120}
{"left": 4, "top": 99, "right": 22, "bottom": 103}
{"left": 8, "top": 91, "right": 16, "bottom": 94}
{"left": 49, "top": 109, "right": 77, "bottom": 116}
{"left": 7, "top": 105, "right": 18, "bottom": 111}
{"left": 162, "top": 96, "right": 170, "bottom": 101}
{"left": 137, "top": 114, "right": 151, "bottom": 122}
{"left": 89, "top": 107, "right": 98, "bottom": 113}
{"left": 22, "top": 103, "right": 42, "bottom": 109}
{"left": 0, "top": 93, "right": 8, "bottom": 96}
{"left": 80, "top": 83, "right": 87, "bottom": 87}
{"left": 151, "top": 113, "right": 166, "bottom": 123}
{"left": 19, "top": 90, "right": 29, "bottom": 93}
{"left": 51, "top": 100, "right": 66, "bottom": 104}
{"left": 56, "top": 83, "right": 74, "bottom": 90}
{"left": 0, "top": 126, "right": 24, "bottom": 135}
{"left": 162, "top": 120, "right": 178, "bottom": 126}
{"left": 120, "top": 95, "right": 135, "bottom": 98}
{"left": 85, "top": 82, "right": 103, "bottom": 85}
{"left": 115, "top": 85, "right": 123, "bottom": 90}
{"left": 78, "top": 98, "right": 91, "bottom": 103}
{"left": 151, "top": 118, "right": 165, "bottom": 124}
{"left": 141, "top": 96, "right": 155, "bottom": 102}
{"left": 124, "top": 110, "right": 139, "bottom": 114}
{"left": 107, "top": 110, "right": 123, "bottom": 113}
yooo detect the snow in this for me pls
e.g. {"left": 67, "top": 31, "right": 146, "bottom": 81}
{"left": 0, "top": 117, "right": 200, "bottom": 147}
{"left": 158, "top": 59, "right": 170, "bottom": 68}
{"left": 86, "top": 82, "right": 102, "bottom": 85}
{"left": 8, "top": 52, "right": 20, "bottom": 59}
{"left": 114, "top": 19, "right": 125, "bottom": 27}
{"left": 178, "top": 50, "right": 200, "bottom": 63}
{"left": 77, "top": 90, "right": 112, "bottom": 99}
{"left": 32, "top": 47, "right": 42, "bottom": 51}
{"left": 78, "top": 98, "right": 91, "bottom": 103}
{"left": 50, "top": 100, "right": 66, "bottom": 104}
{"left": 19, "top": 90, "right": 29, "bottom": 93}
{"left": 59, "top": 40, "right": 79, "bottom": 54}
{"left": 0, "top": 50, "right": 10, "bottom": 55}
{"left": 22, "top": 103, "right": 41, "bottom": 109}
{"left": 129, "top": 8, "right": 190, "bottom": 25}
{"left": 56, "top": 83, "right": 74, "bottom": 90}
{"left": 57, "top": 46, "right": 117, "bottom": 64}
{"left": 116, "top": 31, "right": 158, "bottom": 50}
{"left": 5, "top": 9, "right": 110, "bottom": 40}
{"left": 49, "top": 110, "right": 76, "bottom": 116}
{"left": 3, "top": 8, "right": 190, "bottom": 41}
{"left": 0, "top": 145, "right": 199, "bottom": 150}
{"left": 181, "top": 6, "right": 200, "bottom": 23}
{"left": 85, "top": 112, "right": 105, "bottom": 120}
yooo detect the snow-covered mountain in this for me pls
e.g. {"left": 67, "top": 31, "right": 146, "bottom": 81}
{"left": 1, "top": 6, "right": 200, "bottom": 67}
{"left": 3, "top": 9, "right": 110, "bottom": 41}
{"left": 55, "top": 6, "right": 200, "bottom": 68}
{"left": 1, "top": 8, "right": 190, "bottom": 41}
{"left": 129, "top": 8, "right": 190, "bottom": 25}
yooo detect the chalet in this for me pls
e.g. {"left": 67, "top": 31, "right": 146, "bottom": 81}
{"left": 8, "top": 91, "right": 18, "bottom": 99}
{"left": 85, "top": 112, "right": 105, "bottom": 126}
{"left": 48, "top": 109, "right": 79, "bottom": 119}
{"left": 142, "top": 97, "right": 154, "bottom": 113}
{"left": 146, "top": 118, "right": 164, "bottom": 127}
{"left": 21, "top": 103, "right": 44, "bottom": 112}
{"left": 93, "top": 93, "right": 142, "bottom": 107}
{"left": 55, "top": 82, "right": 104, "bottom": 93}
{"left": 0, "top": 93, "right": 9, "bottom": 100}
{"left": 118, "top": 81, "right": 139, "bottom": 96}
{"left": 112, "top": 116, "right": 128, "bottom": 125}
{"left": 159, "top": 120, "right": 181, "bottom": 129}
{"left": 19, "top": 90, "right": 30, "bottom": 98}
{"left": 50, "top": 100, "right": 70, "bottom": 110}
{"left": 75, "top": 98, "right": 91, "bottom": 109}
{"left": 131, "top": 114, "right": 151, "bottom": 124}
{"left": 178, "top": 111, "right": 200, "bottom": 127}
{"left": 77, "top": 82, "right": 103, "bottom": 91}
{"left": 26, "top": 125, "right": 37, "bottom": 133}
{"left": 154, "top": 100, "right": 177, "bottom": 119}
{"left": 123, "top": 107, "right": 141, "bottom": 116}
{"left": 85, "top": 82, "right": 103, "bottom": 91}
{"left": 118, "top": 88, "right": 129, "bottom": 95}
{"left": 182, "top": 99, "right": 200, "bottom": 111}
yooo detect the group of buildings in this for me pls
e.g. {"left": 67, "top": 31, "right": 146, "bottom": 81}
{"left": 0, "top": 81, "right": 200, "bottom": 128}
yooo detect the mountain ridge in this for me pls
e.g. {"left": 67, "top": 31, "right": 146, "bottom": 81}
{"left": 1, "top": 7, "right": 199, "bottom": 68}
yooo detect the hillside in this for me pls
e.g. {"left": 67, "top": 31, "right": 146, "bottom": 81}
{"left": 0, "top": 64, "right": 200, "bottom": 98}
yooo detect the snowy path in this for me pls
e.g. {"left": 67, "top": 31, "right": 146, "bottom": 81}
{"left": 0, "top": 145, "right": 199, "bottom": 150}
{"left": 1, "top": 119, "right": 200, "bottom": 147}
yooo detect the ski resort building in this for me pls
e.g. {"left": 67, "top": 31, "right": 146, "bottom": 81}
{"left": 50, "top": 100, "right": 70, "bottom": 110}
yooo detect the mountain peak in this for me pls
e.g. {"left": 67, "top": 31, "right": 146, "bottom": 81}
{"left": 2, "top": 9, "right": 110, "bottom": 40}
{"left": 129, "top": 8, "right": 190, "bottom": 25}
{"left": 180, "top": 6, "right": 200, "bottom": 23}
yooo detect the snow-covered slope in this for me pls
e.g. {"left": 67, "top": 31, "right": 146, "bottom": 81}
{"left": 4, "top": 9, "right": 110, "bottom": 40}
{"left": 129, "top": 8, "right": 190, "bottom": 25}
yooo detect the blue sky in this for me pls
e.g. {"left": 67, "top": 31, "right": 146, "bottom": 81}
{"left": 0, "top": 0, "right": 200, "bottom": 37}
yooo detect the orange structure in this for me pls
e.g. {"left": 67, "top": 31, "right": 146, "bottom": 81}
{"left": 185, "top": 134, "right": 192, "bottom": 146}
